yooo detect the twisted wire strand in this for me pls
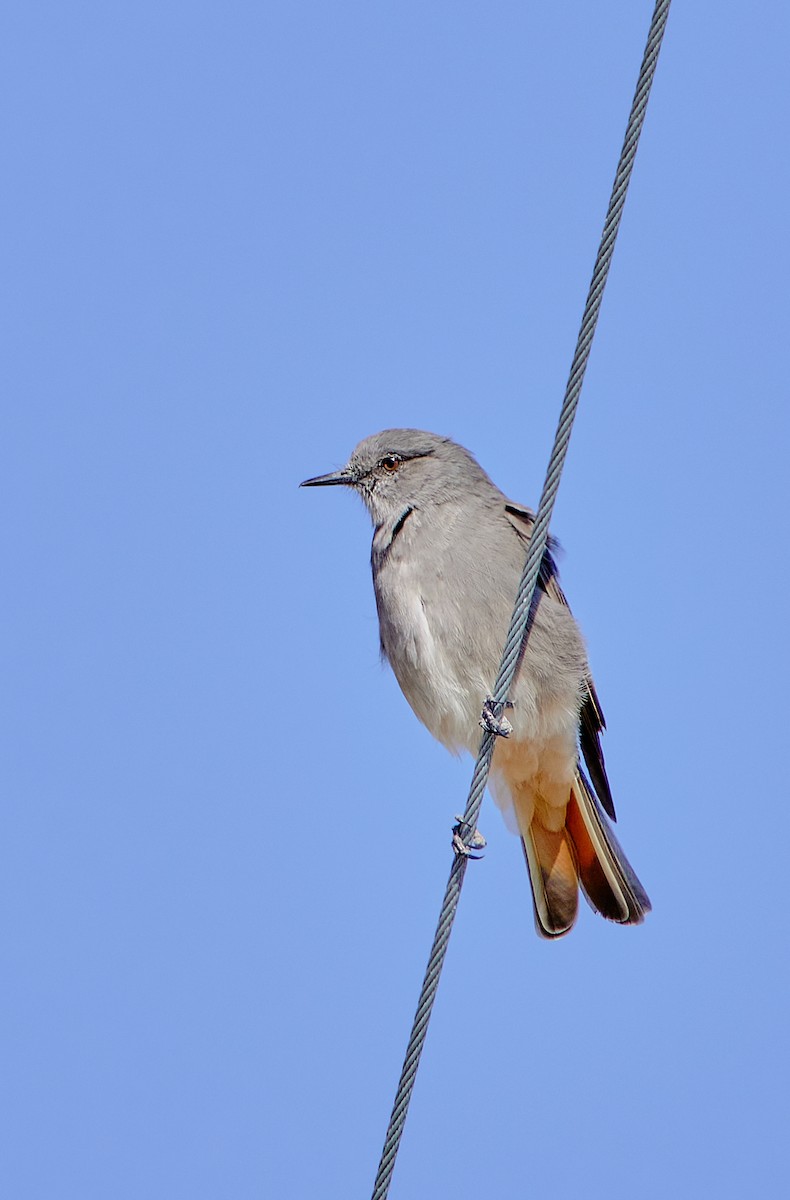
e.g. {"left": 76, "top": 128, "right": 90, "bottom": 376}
{"left": 371, "top": 4, "right": 671, "bottom": 1196}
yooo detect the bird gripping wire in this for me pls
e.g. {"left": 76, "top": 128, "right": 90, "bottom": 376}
{"left": 371, "top": 4, "right": 672, "bottom": 1196}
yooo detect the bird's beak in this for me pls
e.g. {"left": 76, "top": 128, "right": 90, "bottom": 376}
{"left": 300, "top": 467, "right": 354, "bottom": 488}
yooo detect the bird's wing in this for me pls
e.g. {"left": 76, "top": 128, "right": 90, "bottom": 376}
{"left": 503, "top": 499, "right": 617, "bottom": 821}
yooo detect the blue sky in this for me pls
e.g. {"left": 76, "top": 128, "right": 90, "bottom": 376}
{"left": 3, "top": 3, "right": 789, "bottom": 1197}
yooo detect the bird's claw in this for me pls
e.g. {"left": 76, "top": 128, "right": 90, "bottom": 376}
{"left": 479, "top": 696, "right": 513, "bottom": 738}
{"left": 452, "top": 816, "right": 487, "bottom": 858}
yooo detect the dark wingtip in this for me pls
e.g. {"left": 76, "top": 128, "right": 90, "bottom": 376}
{"left": 580, "top": 691, "right": 617, "bottom": 820}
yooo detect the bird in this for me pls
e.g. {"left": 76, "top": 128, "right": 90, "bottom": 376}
{"left": 301, "top": 429, "right": 650, "bottom": 938}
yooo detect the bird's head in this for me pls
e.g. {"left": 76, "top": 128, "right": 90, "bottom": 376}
{"left": 301, "top": 428, "right": 491, "bottom": 526}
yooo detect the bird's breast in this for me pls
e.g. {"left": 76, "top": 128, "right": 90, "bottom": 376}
{"left": 372, "top": 538, "right": 487, "bottom": 751}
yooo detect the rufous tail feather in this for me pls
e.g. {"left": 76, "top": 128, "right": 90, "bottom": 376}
{"left": 517, "top": 772, "right": 650, "bottom": 938}
{"left": 565, "top": 771, "right": 651, "bottom": 926}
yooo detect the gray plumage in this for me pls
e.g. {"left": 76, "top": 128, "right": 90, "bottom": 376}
{"left": 302, "top": 429, "right": 650, "bottom": 937}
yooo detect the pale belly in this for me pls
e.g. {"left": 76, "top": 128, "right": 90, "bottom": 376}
{"left": 380, "top": 581, "right": 484, "bottom": 752}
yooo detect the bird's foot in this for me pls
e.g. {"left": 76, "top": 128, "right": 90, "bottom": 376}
{"left": 452, "top": 816, "right": 487, "bottom": 858}
{"left": 479, "top": 696, "right": 513, "bottom": 738}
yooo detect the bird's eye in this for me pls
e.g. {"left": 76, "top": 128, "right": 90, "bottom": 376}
{"left": 380, "top": 455, "right": 400, "bottom": 472}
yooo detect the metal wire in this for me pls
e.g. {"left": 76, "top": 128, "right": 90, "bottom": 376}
{"left": 371, "top": 4, "right": 672, "bottom": 1195}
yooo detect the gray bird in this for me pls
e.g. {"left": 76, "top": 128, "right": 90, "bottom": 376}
{"left": 301, "top": 429, "right": 650, "bottom": 938}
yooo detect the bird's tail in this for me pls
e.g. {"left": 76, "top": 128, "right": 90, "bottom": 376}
{"left": 519, "top": 771, "right": 651, "bottom": 939}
